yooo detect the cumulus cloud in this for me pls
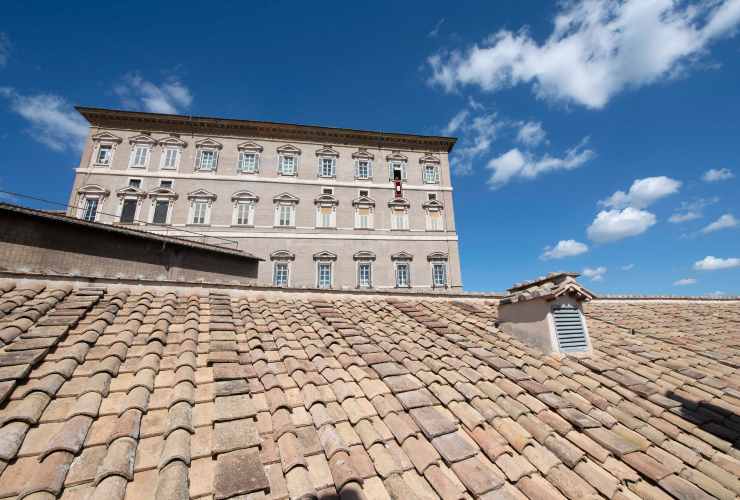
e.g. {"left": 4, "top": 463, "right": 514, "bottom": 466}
{"left": 540, "top": 239, "right": 589, "bottom": 260}
{"left": 702, "top": 167, "right": 735, "bottom": 182}
{"left": 600, "top": 176, "right": 682, "bottom": 209}
{"left": 694, "top": 256, "right": 740, "bottom": 270}
{"left": 487, "top": 137, "right": 594, "bottom": 188}
{"left": 587, "top": 207, "right": 656, "bottom": 243}
{"left": 428, "top": 0, "right": 740, "bottom": 108}
{"left": 0, "top": 33, "right": 10, "bottom": 67}
{"left": 582, "top": 266, "right": 607, "bottom": 281}
{"left": 0, "top": 87, "right": 88, "bottom": 151}
{"left": 674, "top": 278, "right": 697, "bottom": 286}
{"left": 516, "top": 121, "right": 547, "bottom": 147}
{"left": 701, "top": 213, "right": 738, "bottom": 233}
{"left": 113, "top": 73, "right": 193, "bottom": 114}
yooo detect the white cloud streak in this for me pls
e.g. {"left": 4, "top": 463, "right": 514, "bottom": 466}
{"left": 582, "top": 266, "right": 607, "bottom": 281}
{"left": 669, "top": 197, "right": 719, "bottom": 223}
{"left": 694, "top": 256, "right": 740, "bottom": 270}
{"left": 516, "top": 121, "right": 547, "bottom": 147}
{"left": 0, "top": 87, "right": 88, "bottom": 151}
{"left": 599, "top": 176, "right": 682, "bottom": 209}
{"left": 702, "top": 167, "right": 735, "bottom": 182}
{"left": 428, "top": 0, "right": 740, "bottom": 108}
{"left": 448, "top": 110, "right": 503, "bottom": 175}
{"left": 487, "top": 137, "right": 594, "bottom": 188}
{"left": 428, "top": 18, "right": 446, "bottom": 38}
{"left": 540, "top": 239, "right": 589, "bottom": 260}
{"left": 114, "top": 73, "right": 193, "bottom": 114}
{"left": 621, "top": 264, "right": 635, "bottom": 271}
{"left": 674, "top": 278, "right": 697, "bottom": 286}
{"left": 587, "top": 207, "right": 657, "bottom": 243}
{"left": 701, "top": 213, "right": 738, "bottom": 233}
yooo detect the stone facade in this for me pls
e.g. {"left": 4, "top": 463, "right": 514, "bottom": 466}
{"left": 67, "top": 108, "right": 461, "bottom": 290}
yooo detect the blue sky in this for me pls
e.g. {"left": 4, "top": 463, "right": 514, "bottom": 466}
{"left": 1, "top": 1, "right": 739, "bottom": 295}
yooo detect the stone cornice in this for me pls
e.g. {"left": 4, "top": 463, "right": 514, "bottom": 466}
{"left": 76, "top": 107, "right": 457, "bottom": 153}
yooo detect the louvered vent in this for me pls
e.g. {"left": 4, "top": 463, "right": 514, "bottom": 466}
{"left": 552, "top": 305, "right": 588, "bottom": 353}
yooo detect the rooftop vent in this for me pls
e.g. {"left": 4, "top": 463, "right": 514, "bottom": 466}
{"left": 498, "top": 272, "right": 595, "bottom": 355}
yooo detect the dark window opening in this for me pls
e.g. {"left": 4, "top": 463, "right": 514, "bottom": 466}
{"left": 120, "top": 199, "right": 137, "bottom": 223}
{"left": 152, "top": 200, "right": 169, "bottom": 224}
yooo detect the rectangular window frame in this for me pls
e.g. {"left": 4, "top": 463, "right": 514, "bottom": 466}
{"left": 391, "top": 208, "right": 409, "bottom": 231}
{"left": 389, "top": 161, "right": 407, "bottom": 181}
{"left": 318, "top": 157, "right": 336, "bottom": 178}
{"left": 426, "top": 209, "right": 444, "bottom": 231}
{"left": 81, "top": 197, "right": 99, "bottom": 222}
{"left": 151, "top": 199, "right": 171, "bottom": 225}
{"left": 129, "top": 145, "right": 151, "bottom": 169}
{"left": 161, "top": 147, "right": 181, "bottom": 170}
{"left": 273, "top": 262, "right": 290, "bottom": 287}
{"left": 235, "top": 201, "right": 254, "bottom": 226}
{"left": 197, "top": 148, "right": 219, "bottom": 171}
{"left": 94, "top": 144, "right": 113, "bottom": 167}
{"left": 357, "top": 262, "right": 372, "bottom": 289}
{"left": 395, "top": 262, "right": 411, "bottom": 288}
{"left": 432, "top": 262, "right": 448, "bottom": 288}
{"left": 275, "top": 203, "right": 296, "bottom": 227}
{"left": 128, "top": 178, "right": 142, "bottom": 188}
{"left": 278, "top": 155, "right": 297, "bottom": 176}
{"left": 238, "top": 151, "right": 259, "bottom": 174}
{"left": 355, "top": 206, "right": 373, "bottom": 230}
{"left": 190, "top": 199, "right": 209, "bottom": 225}
{"left": 317, "top": 261, "right": 333, "bottom": 289}
{"left": 316, "top": 205, "right": 336, "bottom": 229}
{"left": 423, "top": 164, "right": 440, "bottom": 184}
{"left": 119, "top": 198, "right": 138, "bottom": 224}
{"left": 159, "top": 179, "right": 174, "bottom": 189}
{"left": 355, "top": 160, "right": 372, "bottom": 180}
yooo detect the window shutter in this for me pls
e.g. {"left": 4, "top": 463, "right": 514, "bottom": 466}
{"left": 552, "top": 306, "right": 589, "bottom": 353}
{"left": 358, "top": 207, "right": 369, "bottom": 216}
{"left": 320, "top": 206, "right": 332, "bottom": 215}
{"left": 402, "top": 163, "right": 407, "bottom": 181}
{"left": 368, "top": 161, "right": 373, "bottom": 178}
{"left": 388, "top": 163, "right": 392, "bottom": 181}
{"left": 354, "top": 160, "right": 358, "bottom": 178}
{"left": 331, "top": 159, "right": 336, "bottom": 177}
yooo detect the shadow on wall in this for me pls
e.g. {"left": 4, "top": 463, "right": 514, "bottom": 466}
{"left": 666, "top": 391, "right": 739, "bottom": 450}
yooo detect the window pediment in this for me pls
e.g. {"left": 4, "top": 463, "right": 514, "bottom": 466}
{"left": 422, "top": 199, "right": 444, "bottom": 210}
{"left": 231, "top": 190, "right": 259, "bottom": 202}
{"left": 314, "top": 194, "right": 339, "bottom": 206}
{"left": 391, "top": 251, "right": 413, "bottom": 261}
{"left": 187, "top": 189, "right": 217, "bottom": 200}
{"left": 386, "top": 151, "right": 408, "bottom": 162}
{"left": 315, "top": 145, "right": 339, "bottom": 157}
{"left": 270, "top": 250, "right": 295, "bottom": 261}
{"left": 195, "top": 138, "right": 223, "bottom": 150}
{"left": 352, "top": 195, "right": 376, "bottom": 207}
{"left": 352, "top": 148, "right": 375, "bottom": 160}
{"left": 91, "top": 131, "right": 122, "bottom": 144}
{"left": 273, "top": 193, "right": 299, "bottom": 204}
{"left": 427, "top": 252, "right": 448, "bottom": 261}
{"left": 277, "top": 144, "right": 301, "bottom": 155}
{"left": 128, "top": 133, "right": 157, "bottom": 145}
{"left": 77, "top": 184, "right": 110, "bottom": 196}
{"left": 388, "top": 197, "right": 410, "bottom": 208}
{"left": 237, "top": 141, "right": 264, "bottom": 152}
{"left": 313, "top": 251, "right": 338, "bottom": 261}
{"left": 353, "top": 251, "right": 376, "bottom": 261}
{"left": 159, "top": 136, "right": 188, "bottom": 148}
{"left": 419, "top": 153, "right": 441, "bottom": 164}
{"left": 116, "top": 186, "right": 146, "bottom": 198}
{"left": 148, "top": 187, "right": 178, "bottom": 199}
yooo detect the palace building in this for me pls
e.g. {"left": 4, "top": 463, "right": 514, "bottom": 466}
{"left": 67, "top": 107, "right": 461, "bottom": 290}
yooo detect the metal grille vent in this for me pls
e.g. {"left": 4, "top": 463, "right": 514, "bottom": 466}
{"left": 552, "top": 305, "right": 588, "bottom": 353}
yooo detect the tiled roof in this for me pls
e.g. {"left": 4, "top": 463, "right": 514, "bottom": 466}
{"left": 501, "top": 273, "right": 596, "bottom": 305}
{"left": 0, "top": 279, "right": 738, "bottom": 500}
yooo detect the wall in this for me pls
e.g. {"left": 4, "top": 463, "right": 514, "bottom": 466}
{"left": 0, "top": 210, "right": 258, "bottom": 284}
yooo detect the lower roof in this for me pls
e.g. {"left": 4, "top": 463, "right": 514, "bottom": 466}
{"left": 0, "top": 277, "right": 738, "bottom": 499}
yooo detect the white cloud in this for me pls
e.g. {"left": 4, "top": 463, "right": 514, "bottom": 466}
{"left": 582, "top": 266, "right": 607, "bottom": 281}
{"left": 621, "top": 264, "right": 635, "bottom": 271}
{"left": 674, "top": 278, "right": 697, "bottom": 286}
{"left": 599, "top": 176, "right": 681, "bottom": 209}
{"left": 540, "top": 239, "right": 589, "bottom": 260}
{"left": 669, "top": 197, "right": 719, "bottom": 223}
{"left": 587, "top": 207, "right": 657, "bottom": 243}
{"left": 443, "top": 110, "right": 469, "bottom": 135}
{"left": 113, "top": 73, "right": 193, "bottom": 114}
{"left": 0, "top": 87, "right": 88, "bottom": 151}
{"left": 0, "top": 33, "right": 10, "bottom": 67}
{"left": 694, "top": 256, "right": 740, "bottom": 270}
{"left": 428, "top": 18, "right": 446, "bottom": 38}
{"left": 701, "top": 213, "right": 738, "bottom": 233}
{"left": 428, "top": 0, "right": 740, "bottom": 109}
{"left": 516, "top": 121, "right": 547, "bottom": 147}
{"left": 487, "top": 137, "right": 594, "bottom": 188}
{"left": 669, "top": 211, "right": 702, "bottom": 223}
{"left": 702, "top": 167, "right": 735, "bottom": 182}
{"left": 449, "top": 111, "right": 503, "bottom": 175}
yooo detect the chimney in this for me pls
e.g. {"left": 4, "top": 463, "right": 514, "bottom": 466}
{"left": 498, "top": 272, "right": 595, "bottom": 355}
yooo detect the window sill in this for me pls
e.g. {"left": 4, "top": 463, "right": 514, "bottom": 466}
{"left": 316, "top": 226, "right": 338, "bottom": 230}
{"left": 354, "top": 227, "right": 374, "bottom": 231}
{"left": 273, "top": 225, "right": 296, "bottom": 229}
{"left": 186, "top": 224, "right": 211, "bottom": 227}
{"left": 238, "top": 171, "right": 259, "bottom": 175}
{"left": 231, "top": 224, "right": 255, "bottom": 228}
{"left": 354, "top": 178, "right": 372, "bottom": 181}
{"left": 92, "top": 164, "right": 111, "bottom": 168}
{"left": 390, "top": 228, "right": 411, "bottom": 232}
{"left": 277, "top": 173, "right": 297, "bottom": 177}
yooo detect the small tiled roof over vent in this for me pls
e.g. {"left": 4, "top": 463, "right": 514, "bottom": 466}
{"left": 552, "top": 304, "right": 589, "bottom": 353}
{"left": 501, "top": 272, "right": 596, "bottom": 304}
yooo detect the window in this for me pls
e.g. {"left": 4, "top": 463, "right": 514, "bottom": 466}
{"left": 391, "top": 208, "right": 409, "bottom": 230}
{"left": 198, "top": 149, "right": 218, "bottom": 171}
{"left": 279, "top": 155, "right": 297, "bottom": 176}
{"left": 427, "top": 193, "right": 437, "bottom": 201}
{"left": 96, "top": 145, "right": 112, "bottom": 165}
{"left": 191, "top": 200, "right": 209, "bottom": 224}
{"left": 322, "top": 187, "right": 334, "bottom": 195}
{"left": 358, "top": 263, "right": 372, "bottom": 288}
{"left": 128, "top": 178, "right": 142, "bottom": 188}
{"left": 427, "top": 209, "right": 444, "bottom": 231}
{"left": 160, "top": 180, "right": 173, "bottom": 189}
{"left": 317, "top": 262, "right": 332, "bottom": 289}
{"left": 161, "top": 147, "right": 181, "bottom": 170}
{"left": 356, "top": 160, "right": 371, "bottom": 179}
{"left": 238, "top": 152, "right": 258, "bottom": 173}
{"left": 359, "top": 189, "right": 369, "bottom": 197}
{"left": 389, "top": 161, "right": 407, "bottom": 181}
{"left": 130, "top": 145, "right": 150, "bottom": 168}
{"left": 432, "top": 263, "right": 447, "bottom": 288}
{"left": 355, "top": 207, "right": 372, "bottom": 229}
{"left": 152, "top": 200, "right": 170, "bottom": 224}
{"left": 317, "top": 206, "right": 334, "bottom": 228}
{"left": 120, "top": 199, "right": 137, "bottom": 223}
{"left": 423, "top": 164, "right": 440, "bottom": 184}
{"left": 396, "top": 263, "right": 410, "bottom": 287}
{"left": 277, "top": 204, "right": 295, "bottom": 226}
{"left": 273, "top": 262, "right": 289, "bottom": 287}
{"left": 235, "top": 202, "right": 253, "bottom": 225}
{"left": 82, "top": 198, "right": 99, "bottom": 222}
{"left": 319, "top": 157, "right": 336, "bottom": 177}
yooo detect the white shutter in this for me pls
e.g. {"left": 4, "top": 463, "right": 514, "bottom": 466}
{"left": 354, "top": 160, "right": 359, "bottom": 178}
{"left": 368, "top": 161, "right": 373, "bottom": 178}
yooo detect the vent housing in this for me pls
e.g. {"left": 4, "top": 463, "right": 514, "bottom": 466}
{"left": 552, "top": 304, "right": 589, "bottom": 353}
